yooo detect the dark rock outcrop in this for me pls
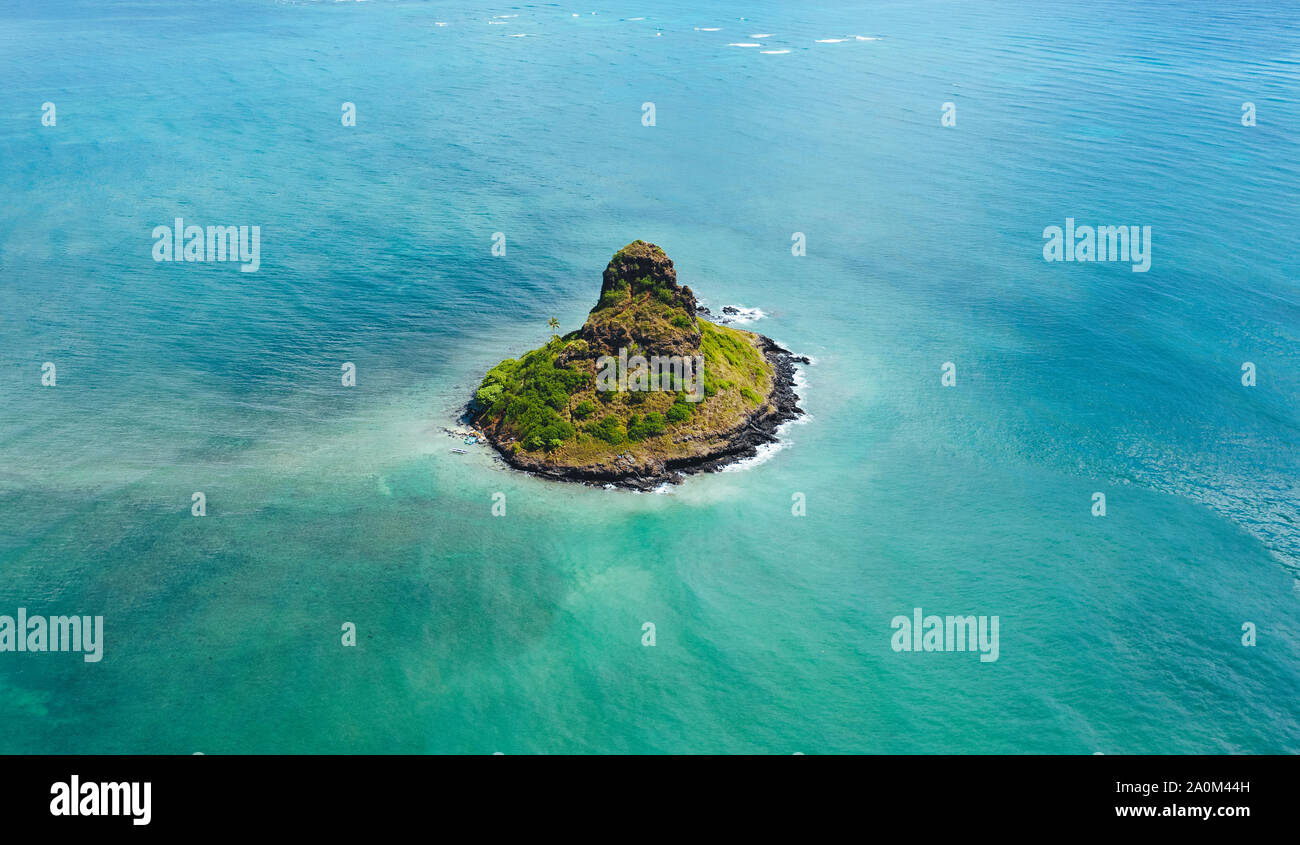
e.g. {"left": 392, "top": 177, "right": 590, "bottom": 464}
{"left": 598, "top": 239, "right": 696, "bottom": 309}
{"left": 578, "top": 240, "right": 701, "bottom": 358}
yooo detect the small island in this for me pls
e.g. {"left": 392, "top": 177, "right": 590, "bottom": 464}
{"left": 468, "top": 241, "right": 805, "bottom": 489}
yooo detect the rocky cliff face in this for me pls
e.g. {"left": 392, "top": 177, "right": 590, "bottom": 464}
{"left": 598, "top": 240, "right": 695, "bottom": 306}
{"left": 576, "top": 240, "right": 701, "bottom": 359}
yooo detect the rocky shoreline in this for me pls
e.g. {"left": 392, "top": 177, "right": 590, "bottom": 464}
{"left": 470, "top": 335, "right": 807, "bottom": 491}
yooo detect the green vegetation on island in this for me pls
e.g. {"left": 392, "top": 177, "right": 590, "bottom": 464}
{"left": 469, "top": 241, "right": 792, "bottom": 483}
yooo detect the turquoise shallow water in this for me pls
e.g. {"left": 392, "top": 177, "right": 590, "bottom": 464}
{"left": 1, "top": 0, "right": 1298, "bottom": 753}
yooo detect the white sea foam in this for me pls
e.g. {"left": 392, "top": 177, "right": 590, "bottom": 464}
{"left": 722, "top": 305, "right": 765, "bottom": 324}
{"left": 720, "top": 417, "right": 805, "bottom": 473}
{"left": 697, "top": 301, "right": 767, "bottom": 325}
{"left": 750, "top": 33, "right": 773, "bottom": 38}
{"left": 719, "top": 440, "right": 784, "bottom": 473}
{"left": 855, "top": 35, "right": 880, "bottom": 41}
{"left": 695, "top": 27, "right": 721, "bottom": 31}
{"left": 761, "top": 49, "right": 790, "bottom": 54}
{"left": 729, "top": 42, "right": 762, "bottom": 47}
{"left": 720, "top": 358, "right": 812, "bottom": 475}
{"left": 815, "top": 38, "right": 847, "bottom": 43}
{"left": 507, "top": 33, "right": 527, "bottom": 37}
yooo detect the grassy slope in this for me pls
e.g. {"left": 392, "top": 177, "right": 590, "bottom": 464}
{"left": 472, "top": 319, "right": 774, "bottom": 469}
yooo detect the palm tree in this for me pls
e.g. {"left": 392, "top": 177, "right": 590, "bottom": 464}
{"left": 548, "top": 317, "right": 567, "bottom": 418}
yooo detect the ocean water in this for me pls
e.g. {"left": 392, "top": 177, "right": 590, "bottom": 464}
{"left": 1, "top": 0, "right": 1298, "bottom": 753}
